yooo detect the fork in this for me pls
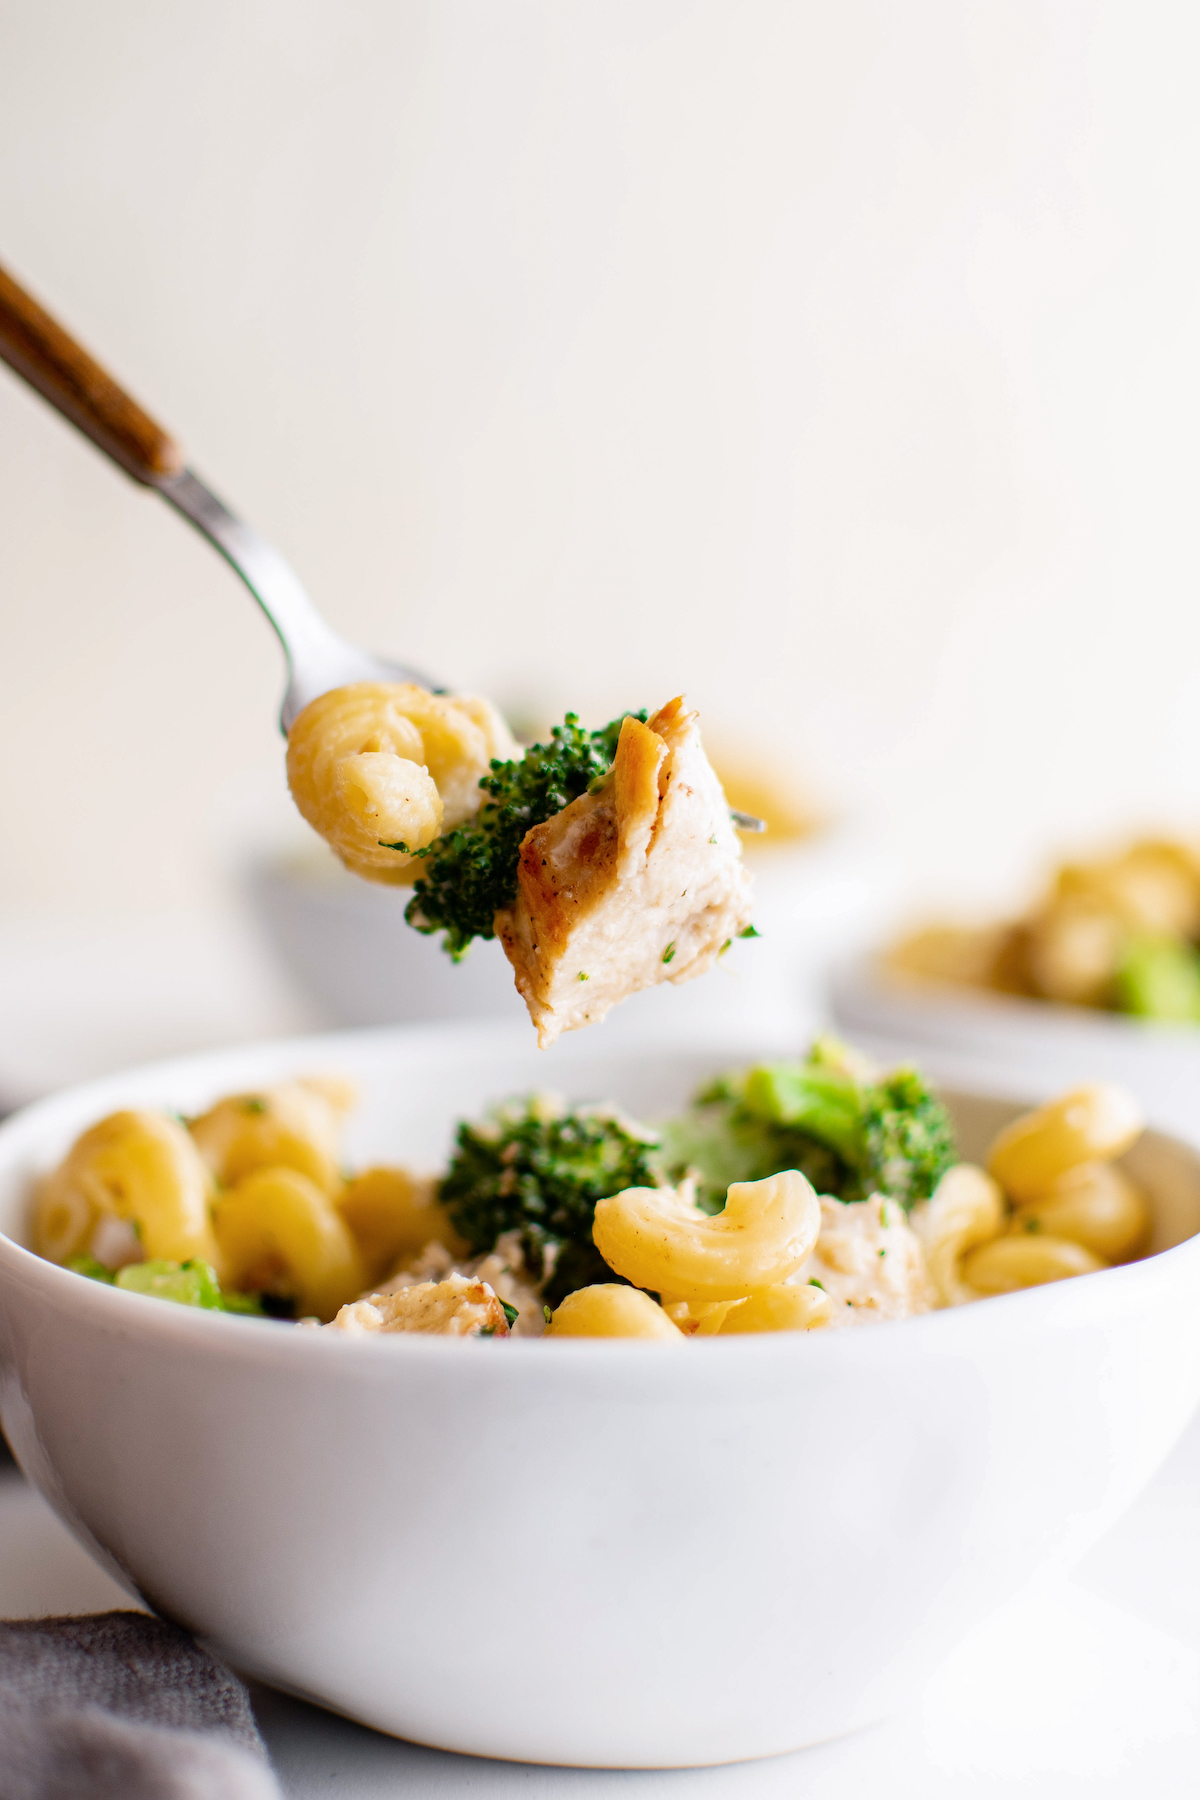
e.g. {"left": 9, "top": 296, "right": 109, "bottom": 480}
{"left": 0, "top": 259, "right": 427, "bottom": 729}
{"left": 0, "top": 259, "right": 766, "bottom": 828}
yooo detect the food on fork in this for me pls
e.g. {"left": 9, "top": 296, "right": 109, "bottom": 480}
{"left": 496, "top": 698, "right": 753, "bottom": 1047}
{"left": 286, "top": 683, "right": 755, "bottom": 1043}
{"left": 36, "top": 1042, "right": 1152, "bottom": 1339}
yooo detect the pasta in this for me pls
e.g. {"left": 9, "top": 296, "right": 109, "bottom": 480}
{"left": 189, "top": 1079, "right": 352, "bottom": 1197}
{"left": 286, "top": 682, "right": 517, "bottom": 885}
{"left": 913, "top": 1087, "right": 1149, "bottom": 1304}
{"left": 1008, "top": 1162, "right": 1148, "bottom": 1263}
{"left": 986, "top": 1084, "right": 1145, "bottom": 1204}
{"left": 36, "top": 1110, "right": 220, "bottom": 1272}
{"left": 545, "top": 1286, "right": 684, "bottom": 1340}
{"left": 712, "top": 1285, "right": 832, "bottom": 1334}
{"left": 34, "top": 1055, "right": 1154, "bottom": 1339}
{"left": 213, "top": 1166, "right": 365, "bottom": 1322}
{"left": 911, "top": 1165, "right": 1006, "bottom": 1308}
{"left": 337, "top": 1168, "right": 463, "bottom": 1289}
{"left": 592, "top": 1171, "right": 821, "bottom": 1302}
{"left": 960, "top": 1235, "right": 1104, "bottom": 1294}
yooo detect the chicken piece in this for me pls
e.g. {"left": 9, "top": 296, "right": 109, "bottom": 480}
{"left": 495, "top": 697, "right": 753, "bottom": 1046}
{"left": 327, "top": 1272, "right": 509, "bottom": 1337}
{"left": 374, "top": 1231, "right": 546, "bottom": 1336}
{"left": 790, "top": 1195, "right": 935, "bottom": 1327}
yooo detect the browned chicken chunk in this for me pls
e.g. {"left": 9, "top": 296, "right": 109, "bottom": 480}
{"left": 495, "top": 697, "right": 753, "bottom": 1046}
{"left": 327, "top": 1274, "right": 509, "bottom": 1336}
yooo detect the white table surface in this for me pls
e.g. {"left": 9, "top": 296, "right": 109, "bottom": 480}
{"left": 3, "top": 1415, "right": 1199, "bottom": 1799}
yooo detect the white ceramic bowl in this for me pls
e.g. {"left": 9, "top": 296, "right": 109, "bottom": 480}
{"left": 831, "top": 953, "right": 1200, "bottom": 1139}
{"left": 1, "top": 1021, "right": 1199, "bottom": 1768}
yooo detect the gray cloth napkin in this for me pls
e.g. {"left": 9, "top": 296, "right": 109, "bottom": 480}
{"left": 0, "top": 1612, "right": 282, "bottom": 1799}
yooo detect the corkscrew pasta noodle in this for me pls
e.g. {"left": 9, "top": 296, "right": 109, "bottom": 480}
{"left": 337, "top": 1167, "right": 462, "bottom": 1289}
{"left": 715, "top": 1285, "right": 833, "bottom": 1334}
{"left": 1008, "top": 1162, "right": 1149, "bottom": 1263}
{"left": 286, "top": 682, "right": 518, "bottom": 885}
{"left": 985, "top": 1083, "right": 1145, "bottom": 1204}
{"left": 188, "top": 1081, "right": 350, "bottom": 1197}
{"left": 961, "top": 1234, "right": 1104, "bottom": 1294}
{"left": 545, "top": 1285, "right": 684, "bottom": 1340}
{"left": 592, "top": 1171, "right": 821, "bottom": 1302}
{"left": 911, "top": 1164, "right": 1006, "bottom": 1308}
{"left": 213, "top": 1166, "right": 366, "bottom": 1322}
{"left": 36, "top": 1110, "right": 220, "bottom": 1272}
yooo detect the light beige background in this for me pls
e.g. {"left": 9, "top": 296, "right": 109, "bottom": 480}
{"left": 1, "top": 0, "right": 1199, "bottom": 925}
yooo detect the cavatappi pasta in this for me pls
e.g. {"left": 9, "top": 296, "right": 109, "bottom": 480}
{"left": 911, "top": 1082, "right": 1150, "bottom": 1305}
{"left": 285, "top": 682, "right": 518, "bottom": 886}
{"left": 34, "top": 1076, "right": 462, "bottom": 1325}
{"left": 33, "top": 1063, "right": 1153, "bottom": 1339}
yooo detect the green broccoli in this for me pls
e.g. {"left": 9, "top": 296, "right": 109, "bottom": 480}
{"left": 65, "top": 1254, "right": 115, "bottom": 1284}
{"left": 67, "top": 1254, "right": 264, "bottom": 1315}
{"left": 404, "top": 711, "right": 645, "bottom": 960}
{"left": 115, "top": 1258, "right": 224, "bottom": 1308}
{"left": 1114, "top": 934, "right": 1200, "bottom": 1022}
{"left": 657, "top": 1038, "right": 956, "bottom": 1211}
{"left": 438, "top": 1095, "right": 660, "bottom": 1304}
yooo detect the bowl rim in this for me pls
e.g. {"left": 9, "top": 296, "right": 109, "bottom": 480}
{"left": 1, "top": 1019, "right": 1197, "bottom": 1368}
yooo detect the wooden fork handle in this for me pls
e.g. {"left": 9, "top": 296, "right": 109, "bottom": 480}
{"left": 0, "top": 260, "right": 184, "bottom": 486}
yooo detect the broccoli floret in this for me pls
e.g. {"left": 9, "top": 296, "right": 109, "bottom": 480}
{"left": 1114, "top": 934, "right": 1200, "bottom": 1021}
{"left": 857, "top": 1067, "right": 958, "bottom": 1208}
{"left": 658, "top": 1038, "right": 956, "bottom": 1211}
{"left": 438, "top": 1095, "right": 660, "bottom": 1303}
{"left": 405, "top": 710, "right": 647, "bottom": 960}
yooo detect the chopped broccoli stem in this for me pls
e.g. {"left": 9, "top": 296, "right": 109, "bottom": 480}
{"left": 438, "top": 1095, "right": 659, "bottom": 1305}
{"left": 405, "top": 711, "right": 647, "bottom": 960}
{"left": 115, "top": 1259, "right": 224, "bottom": 1309}
{"left": 71, "top": 1254, "right": 264, "bottom": 1315}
